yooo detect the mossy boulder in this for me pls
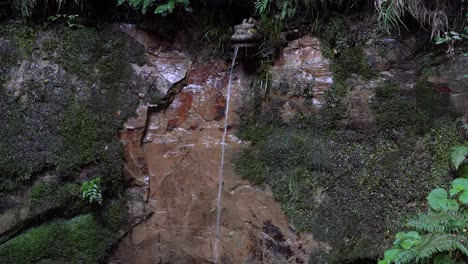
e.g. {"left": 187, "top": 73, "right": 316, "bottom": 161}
{"left": 0, "top": 22, "right": 146, "bottom": 258}
{"left": 0, "top": 214, "right": 117, "bottom": 264}
{"left": 0, "top": 23, "right": 145, "bottom": 191}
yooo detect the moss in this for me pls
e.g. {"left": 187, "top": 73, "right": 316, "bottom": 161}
{"left": 56, "top": 28, "right": 102, "bottom": 79}
{"left": 236, "top": 122, "right": 279, "bottom": 143}
{"left": 100, "top": 197, "right": 129, "bottom": 232}
{"left": 331, "top": 46, "right": 375, "bottom": 81}
{"left": 235, "top": 118, "right": 459, "bottom": 262}
{"left": 373, "top": 83, "right": 431, "bottom": 135}
{"left": 57, "top": 99, "right": 98, "bottom": 176}
{"left": 234, "top": 148, "right": 265, "bottom": 184}
{"left": 149, "top": 93, "right": 166, "bottom": 105}
{"left": 319, "top": 16, "right": 375, "bottom": 82}
{"left": 29, "top": 182, "right": 80, "bottom": 215}
{"left": 0, "top": 21, "right": 37, "bottom": 69}
{"left": 0, "top": 214, "right": 116, "bottom": 264}
{"left": 0, "top": 87, "right": 36, "bottom": 190}
{"left": 315, "top": 82, "right": 348, "bottom": 129}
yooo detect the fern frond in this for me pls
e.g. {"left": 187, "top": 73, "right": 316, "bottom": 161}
{"left": 255, "top": 0, "right": 269, "bottom": 14}
{"left": 406, "top": 211, "right": 468, "bottom": 233}
{"left": 414, "top": 233, "right": 468, "bottom": 260}
{"left": 394, "top": 249, "right": 418, "bottom": 264}
{"left": 450, "top": 144, "right": 468, "bottom": 170}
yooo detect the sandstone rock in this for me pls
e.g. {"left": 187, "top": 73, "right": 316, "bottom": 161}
{"left": 269, "top": 35, "right": 333, "bottom": 122}
{"left": 109, "top": 30, "right": 321, "bottom": 264}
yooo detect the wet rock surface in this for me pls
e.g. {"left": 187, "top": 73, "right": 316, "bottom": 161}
{"left": 109, "top": 28, "right": 321, "bottom": 264}
{"left": 0, "top": 18, "right": 466, "bottom": 264}
{"left": 269, "top": 36, "right": 333, "bottom": 122}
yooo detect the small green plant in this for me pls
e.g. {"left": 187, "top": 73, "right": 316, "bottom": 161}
{"left": 81, "top": 178, "right": 102, "bottom": 205}
{"left": 14, "top": 0, "right": 84, "bottom": 17}
{"left": 450, "top": 143, "right": 468, "bottom": 171}
{"left": 117, "top": 0, "right": 191, "bottom": 16}
{"left": 379, "top": 144, "right": 468, "bottom": 264}
{"left": 201, "top": 25, "right": 232, "bottom": 53}
{"left": 48, "top": 14, "right": 83, "bottom": 28}
{"left": 376, "top": 0, "right": 408, "bottom": 35}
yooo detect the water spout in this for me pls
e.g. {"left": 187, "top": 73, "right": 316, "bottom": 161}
{"left": 213, "top": 44, "right": 240, "bottom": 264}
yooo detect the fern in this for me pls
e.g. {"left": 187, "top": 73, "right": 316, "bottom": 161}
{"left": 255, "top": 0, "right": 269, "bottom": 15}
{"left": 380, "top": 175, "right": 468, "bottom": 264}
{"left": 81, "top": 178, "right": 102, "bottom": 205}
{"left": 406, "top": 211, "right": 468, "bottom": 233}
{"left": 414, "top": 233, "right": 468, "bottom": 260}
{"left": 451, "top": 143, "right": 468, "bottom": 170}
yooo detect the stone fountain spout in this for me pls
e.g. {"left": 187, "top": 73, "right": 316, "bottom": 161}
{"left": 231, "top": 17, "right": 262, "bottom": 48}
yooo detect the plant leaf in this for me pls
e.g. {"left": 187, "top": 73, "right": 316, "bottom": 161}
{"left": 428, "top": 188, "right": 459, "bottom": 211}
{"left": 450, "top": 144, "right": 468, "bottom": 170}
{"left": 459, "top": 191, "right": 468, "bottom": 204}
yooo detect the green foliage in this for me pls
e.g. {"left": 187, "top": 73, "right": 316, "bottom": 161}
{"left": 0, "top": 87, "right": 32, "bottom": 190}
{"left": 236, "top": 79, "right": 459, "bottom": 262}
{"left": 1, "top": 25, "right": 143, "bottom": 195}
{"left": 451, "top": 178, "right": 468, "bottom": 204}
{"left": 201, "top": 25, "right": 232, "bottom": 53}
{"left": 319, "top": 16, "right": 375, "bottom": 82}
{"left": 450, "top": 143, "right": 468, "bottom": 170}
{"left": 236, "top": 122, "right": 458, "bottom": 262}
{"left": 0, "top": 214, "right": 116, "bottom": 264}
{"left": 376, "top": 0, "right": 408, "bottom": 35}
{"left": 434, "top": 12, "right": 468, "bottom": 56}
{"left": 315, "top": 82, "right": 348, "bottom": 129}
{"left": 331, "top": 46, "right": 375, "bottom": 81}
{"left": 13, "top": 0, "right": 36, "bottom": 17}
{"left": 254, "top": 0, "right": 297, "bottom": 50}
{"left": 81, "top": 178, "right": 103, "bottom": 205}
{"left": 379, "top": 168, "right": 468, "bottom": 263}
{"left": 427, "top": 188, "right": 459, "bottom": 212}
{"left": 255, "top": 0, "right": 296, "bottom": 20}
{"left": 47, "top": 14, "right": 83, "bottom": 28}
{"left": 13, "top": 0, "right": 84, "bottom": 17}
{"left": 117, "top": 0, "right": 191, "bottom": 15}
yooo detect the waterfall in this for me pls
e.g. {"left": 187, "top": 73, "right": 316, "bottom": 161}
{"left": 213, "top": 44, "right": 240, "bottom": 264}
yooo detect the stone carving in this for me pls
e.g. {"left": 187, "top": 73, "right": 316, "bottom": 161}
{"left": 231, "top": 17, "right": 262, "bottom": 42}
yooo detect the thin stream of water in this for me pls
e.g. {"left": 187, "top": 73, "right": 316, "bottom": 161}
{"left": 213, "top": 44, "right": 240, "bottom": 264}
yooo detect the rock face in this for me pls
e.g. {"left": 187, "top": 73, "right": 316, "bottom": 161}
{"left": 424, "top": 54, "right": 468, "bottom": 116}
{"left": 269, "top": 36, "right": 333, "bottom": 122}
{"left": 110, "top": 29, "right": 324, "bottom": 264}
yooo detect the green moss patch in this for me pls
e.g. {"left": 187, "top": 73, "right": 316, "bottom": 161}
{"left": 0, "top": 21, "right": 37, "bottom": 71}
{"left": 236, "top": 120, "right": 458, "bottom": 262}
{"left": 373, "top": 83, "right": 431, "bottom": 135}
{"left": 0, "top": 86, "right": 55, "bottom": 190}
{"left": 29, "top": 182, "right": 81, "bottom": 215}
{"left": 319, "top": 17, "right": 375, "bottom": 82}
{"left": 0, "top": 214, "right": 116, "bottom": 264}
{"left": 57, "top": 99, "right": 98, "bottom": 176}
{"left": 0, "top": 25, "right": 145, "bottom": 192}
